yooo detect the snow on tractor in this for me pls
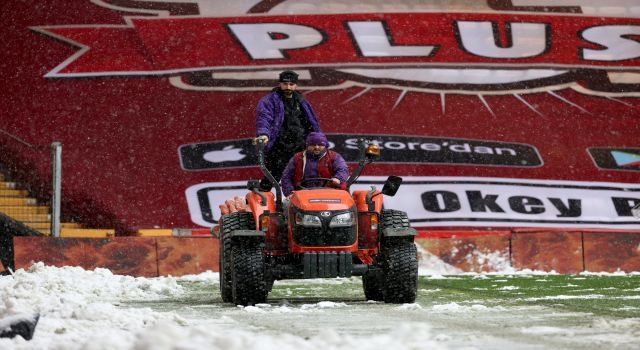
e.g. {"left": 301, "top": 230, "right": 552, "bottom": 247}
{"left": 214, "top": 139, "right": 418, "bottom": 306}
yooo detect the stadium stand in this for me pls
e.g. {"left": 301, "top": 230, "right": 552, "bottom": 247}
{"left": 0, "top": 172, "right": 113, "bottom": 237}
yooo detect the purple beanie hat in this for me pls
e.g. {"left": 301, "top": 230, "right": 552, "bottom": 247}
{"left": 306, "top": 132, "right": 328, "bottom": 146}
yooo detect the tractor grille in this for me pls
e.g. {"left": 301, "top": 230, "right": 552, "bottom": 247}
{"left": 293, "top": 225, "right": 356, "bottom": 246}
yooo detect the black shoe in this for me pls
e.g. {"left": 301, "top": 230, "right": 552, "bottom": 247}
{"left": 0, "top": 314, "right": 39, "bottom": 340}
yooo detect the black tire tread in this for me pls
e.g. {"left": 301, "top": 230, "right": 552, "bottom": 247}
{"left": 219, "top": 212, "right": 254, "bottom": 302}
{"left": 383, "top": 240, "right": 418, "bottom": 303}
{"left": 231, "top": 242, "right": 267, "bottom": 306}
{"left": 380, "top": 209, "right": 410, "bottom": 229}
{"left": 362, "top": 270, "right": 384, "bottom": 301}
{"left": 380, "top": 210, "right": 418, "bottom": 304}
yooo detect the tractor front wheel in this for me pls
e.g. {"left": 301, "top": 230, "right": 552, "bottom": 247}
{"left": 382, "top": 239, "right": 418, "bottom": 303}
{"left": 231, "top": 241, "right": 268, "bottom": 306}
{"left": 219, "top": 212, "right": 254, "bottom": 302}
{"left": 380, "top": 209, "right": 418, "bottom": 303}
{"left": 362, "top": 270, "right": 384, "bottom": 301}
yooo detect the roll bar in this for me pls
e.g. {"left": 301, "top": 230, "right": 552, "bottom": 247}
{"left": 254, "top": 140, "right": 284, "bottom": 212}
{"left": 346, "top": 138, "right": 380, "bottom": 191}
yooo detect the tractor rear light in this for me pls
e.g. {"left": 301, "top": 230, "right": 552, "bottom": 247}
{"left": 260, "top": 215, "right": 269, "bottom": 231}
{"left": 329, "top": 212, "right": 354, "bottom": 227}
{"left": 370, "top": 214, "right": 378, "bottom": 231}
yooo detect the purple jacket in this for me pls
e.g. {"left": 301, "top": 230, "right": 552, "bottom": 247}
{"left": 281, "top": 150, "right": 349, "bottom": 196}
{"left": 256, "top": 90, "right": 321, "bottom": 152}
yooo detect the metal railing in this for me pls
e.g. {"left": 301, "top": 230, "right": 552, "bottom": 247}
{"left": 0, "top": 127, "right": 61, "bottom": 237}
{"left": 51, "top": 142, "right": 62, "bottom": 237}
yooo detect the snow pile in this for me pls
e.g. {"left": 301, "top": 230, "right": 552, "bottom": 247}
{"left": 0, "top": 263, "right": 187, "bottom": 349}
{"left": 0, "top": 264, "right": 451, "bottom": 350}
{"left": 415, "top": 245, "right": 462, "bottom": 275}
{"left": 416, "top": 242, "right": 516, "bottom": 275}
{"left": 464, "top": 249, "right": 513, "bottom": 272}
{"left": 1, "top": 261, "right": 639, "bottom": 349}
{"left": 580, "top": 270, "right": 630, "bottom": 276}
{"left": 175, "top": 271, "right": 219, "bottom": 283}
{"left": 0, "top": 262, "right": 185, "bottom": 317}
{"left": 301, "top": 301, "right": 348, "bottom": 309}
{"left": 397, "top": 303, "right": 423, "bottom": 311}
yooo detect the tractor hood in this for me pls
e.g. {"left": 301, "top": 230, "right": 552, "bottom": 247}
{"left": 290, "top": 189, "right": 355, "bottom": 212}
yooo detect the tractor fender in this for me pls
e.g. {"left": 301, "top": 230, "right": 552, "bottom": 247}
{"left": 225, "top": 230, "right": 266, "bottom": 240}
{"left": 381, "top": 227, "right": 417, "bottom": 238}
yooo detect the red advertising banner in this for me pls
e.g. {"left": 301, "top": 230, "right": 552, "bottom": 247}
{"left": 1, "top": 1, "right": 639, "bottom": 232}
{"left": 34, "top": 13, "right": 640, "bottom": 77}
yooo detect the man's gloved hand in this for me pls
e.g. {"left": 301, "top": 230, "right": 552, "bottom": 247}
{"left": 329, "top": 178, "right": 346, "bottom": 190}
{"left": 252, "top": 135, "right": 269, "bottom": 145}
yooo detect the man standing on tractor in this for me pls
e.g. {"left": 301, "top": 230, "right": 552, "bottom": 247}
{"left": 254, "top": 70, "right": 321, "bottom": 191}
{"left": 280, "top": 132, "right": 349, "bottom": 197}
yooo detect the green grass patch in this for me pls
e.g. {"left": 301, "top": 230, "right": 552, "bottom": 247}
{"left": 420, "top": 274, "right": 640, "bottom": 318}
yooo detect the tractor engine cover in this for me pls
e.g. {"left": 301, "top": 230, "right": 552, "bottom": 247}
{"left": 288, "top": 189, "right": 357, "bottom": 250}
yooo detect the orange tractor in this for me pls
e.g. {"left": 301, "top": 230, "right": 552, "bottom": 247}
{"left": 216, "top": 139, "right": 417, "bottom": 306}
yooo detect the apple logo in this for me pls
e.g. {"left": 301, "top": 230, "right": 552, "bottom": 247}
{"left": 633, "top": 203, "right": 640, "bottom": 220}
{"left": 203, "top": 145, "right": 246, "bottom": 163}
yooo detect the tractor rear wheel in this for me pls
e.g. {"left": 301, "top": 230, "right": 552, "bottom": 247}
{"left": 231, "top": 241, "right": 267, "bottom": 306}
{"left": 219, "top": 212, "right": 254, "bottom": 302}
{"left": 380, "top": 210, "right": 418, "bottom": 303}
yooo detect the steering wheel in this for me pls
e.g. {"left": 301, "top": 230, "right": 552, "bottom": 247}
{"left": 297, "top": 177, "right": 334, "bottom": 190}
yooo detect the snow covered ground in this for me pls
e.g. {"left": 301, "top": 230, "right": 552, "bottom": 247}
{"left": 1, "top": 255, "right": 639, "bottom": 349}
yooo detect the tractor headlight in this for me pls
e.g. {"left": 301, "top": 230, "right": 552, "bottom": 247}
{"left": 295, "top": 212, "right": 322, "bottom": 227}
{"left": 329, "top": 212, "right": 354, "bottom": 227}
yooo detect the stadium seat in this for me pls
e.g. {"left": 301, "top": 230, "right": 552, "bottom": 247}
{"left": 0, "top": 172, "right": 96, "bottom": 236}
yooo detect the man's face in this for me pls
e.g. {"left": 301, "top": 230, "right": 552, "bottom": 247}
{"left": 306, "top": 143, "right": 326, "bottom": 156}
{"left": 279, "top": 82, "right": 297, "bottom": 97}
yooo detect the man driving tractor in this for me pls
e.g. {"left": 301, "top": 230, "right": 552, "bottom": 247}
{"left": 280, "top": 132, "right": 349, "bottom": 197}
